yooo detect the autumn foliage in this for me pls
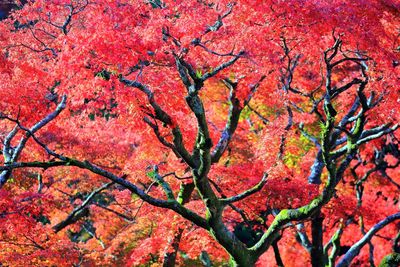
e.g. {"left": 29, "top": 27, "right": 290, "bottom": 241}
{"left": 0, "top": 0, "right": 399, "bottom": 266}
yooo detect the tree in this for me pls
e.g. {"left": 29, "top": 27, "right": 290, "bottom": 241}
{"left": 0, "top": 0, "right": 399, "bottom": 266}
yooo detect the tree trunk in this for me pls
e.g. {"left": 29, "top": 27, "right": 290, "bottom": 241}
{"left": 311, "top": 212, "right": 325, "bottom": 267}
{"left": 163, "top": 183, "right": 194, "bottom": 266}
{"left": 163, "top": 228, "right": 184, "bottom": 267}
{"left": 273, "top": 240, "right": 285, "bottom": 267}
{"left": 229, "top": 255, "right": 256, "bottom": 267}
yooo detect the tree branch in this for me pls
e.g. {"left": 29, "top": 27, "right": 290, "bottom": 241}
{"left": 336, "top": 212, "right": 400, "bottom": 267}
{"left": 220, "top": 173, "right": 268, "bottom": 205}
{"left": 200, "top": 51, "right": 245, "bottom": 81}
{"left": 121, "top": 77, "right": 195, "bottom": 167}
{"left": 0, "top": 95, "right": 67, "bottom": 187}
{"left": 53, "top": 182, "right": 114, "bottom": 233}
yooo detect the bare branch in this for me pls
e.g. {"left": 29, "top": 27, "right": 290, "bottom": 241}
{"left": 201, "top": 51, "right": 245, "bottom": 81}
{"left": 148, "top": 165, "right": 175, "bottom": 200}
{"left": 278, "top": 106, "right": 293, "bottom": 160}
{"left": 0, "top": 95, "right": 67, "bottom": 187}
{"left": 53, "top": 182, "right": 114, "bottom": 233}
{"left": 211, "top": 78, "right": 241, "bottom": 163}
{"left": 220, "top": 173, "right": 268, "bottom": 205}
{"left": 121, "top": 77, "right": 195, "bottom": 167}
{"left": 204, "top": 3, "right": 234, "bottom": 34}
{"left": 337, "top": 212, "right": 400, "bottom": 267}
{"left": 248, "top": 105, "right": 269, "bottom": 124}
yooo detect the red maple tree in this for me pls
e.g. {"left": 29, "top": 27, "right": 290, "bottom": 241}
{"left": 0, "top": 0, "right": 399, "bottom": 266}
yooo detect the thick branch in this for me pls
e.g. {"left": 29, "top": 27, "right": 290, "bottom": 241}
{"left": 150, "top": 165, "right": 175, "bottom": 200}
{"left": 220, "top": 173, "right": 268, "bottom": 205}
{"left": 336, "top": 212, "right": 400, "bottom": 267}
{"left": 0, "top": 95, "right": 67, "bottom": 187}
{"left": 1, "top": 158, "right": 209, "bottom": 229}
{"left": 53, "top": 182, "right": 114, "bottom": 232}
{"left": 211, "top": 79, "right": 241, "bottom": 163}
{"left": 121, "top": 77, "right": 195, "bottom": 167}
{"left": 200, "top": 51, "right": 245, "bottom": 81}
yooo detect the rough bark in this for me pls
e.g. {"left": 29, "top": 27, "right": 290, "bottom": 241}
{"left": 311, "top": 213, "right": 324, "bottom": 267}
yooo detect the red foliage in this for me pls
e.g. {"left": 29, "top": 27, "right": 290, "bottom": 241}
{"left": 0, "top": 0, "right": 398, "bottom": 266}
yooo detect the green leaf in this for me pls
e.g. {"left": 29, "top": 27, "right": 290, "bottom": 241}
{"left": 146, "top": 170, "right": 156, "bottom": 179}
{"left": 88, "top": 113, "right": 95, "bottom": 121}
{"left": 196, "top": 69, "right": 202, "bottom": 78}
